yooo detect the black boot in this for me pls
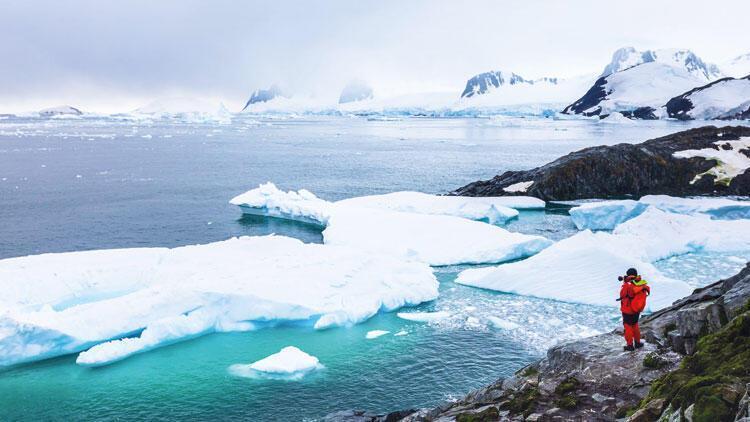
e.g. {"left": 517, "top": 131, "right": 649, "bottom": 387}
{"left": 623, "top": 345, "right": 635, "bottom": 351}
{"left": 635, "top": 342, "right": 644, "bottom": 349}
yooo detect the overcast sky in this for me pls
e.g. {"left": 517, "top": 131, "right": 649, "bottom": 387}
{"left": 1, "top": 0, "right": 748, "bottom": 112}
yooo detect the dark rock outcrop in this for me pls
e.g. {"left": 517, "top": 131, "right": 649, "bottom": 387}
{"left": 330, "top": 264, "right": 750, "bottom": 421}
{"left": 452, "top": 126, "right": 750, "bottom": 200}
{"left": 666, "top": 75, "right": 750, "bottom": 121}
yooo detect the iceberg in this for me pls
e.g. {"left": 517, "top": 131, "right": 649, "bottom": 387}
{"left": 569, "top": 200, "right": 649, "bottom": 230}
{"left": 336, "top": 191, "right": 524, "bottom": 224}
{"left": 231, "top": 184, "right": 552, "bottom": 266}
{"left": 0, "top": 236, "right": 437, "bottom": 367}
{"left": 228, "top": 346, "right": 323, "bottom": 380}
{"left": 365, "top": 330, "right": 390, "bottom": 339}
{"left": 456, "top": 230, "right": 694, "bottom": 311}
{"left": 568, "top": 195, "right": 750, "bottom": 230}
{"left": 396, "top": 311, "right": 451, "bottom": 322}
{"left": 613, "top": 208, "right": 750, "bottom": 261}
{"left": 229, "top": 182, "right": 333, "bottom": 226}
{"left": 323, "top": 206, "right": 551, "bottom": 266}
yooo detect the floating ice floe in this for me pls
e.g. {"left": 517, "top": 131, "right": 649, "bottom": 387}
{"left": 365, "top": 330, "right": 390, "bottom": 339}
{"left": 456, "top": 230, "right": 694, "bottom": 311}
{"left": 229, "top": 183, "right": 333, "bottom": 226}
{"left": 228, "top": 346, "right": 323, "bottom": 380}
{"left": 568, "top": 194, "right": 750, "bottom": 230}
{"left": 231, "top": 183, "right": 552, "bottom": 266}
{"left": 673, "top": 137, "right": 750, "bottom": 186}
{"left": 337, "top": 191, "right": 525, "bottom": 224}
{"left": 323, "top": 206, "right": 551, "bottom": 266}
{"left": 0, "top": 236, "right": 437, "bottom": 367}
{"left": 396, "top": 311, "right": 451, "bottom": 322}
{"left": 613, "top": 207, "right": 750, "bottom": 261}
{"left": 569, "top": 200, "right": 649, "bottom": 230}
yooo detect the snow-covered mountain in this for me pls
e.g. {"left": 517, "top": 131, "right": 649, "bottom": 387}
{"left": 721, "top": 53, "right": 750, "bottom": 78}
{"left": 665, "top": 75, "right": 750, "bottom": 120}
{"left": 38, "top": 105, "right": 83, "bottom": 117}
{"left": 339, "top": 80, "right": 374, "bottom": 104}
{"left": 242, "top": 85, "right": 285, "bottom": 110}
{"left": 599, "top": 47, "right": 722, "bottom": 82}
{"left": 461, "top": 70, "right": 558, "bottom": 98}
{"left": 563, "top": 61, "right": 705, "bottom": 118}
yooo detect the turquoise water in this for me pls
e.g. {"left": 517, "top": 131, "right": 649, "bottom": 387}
{"left": 0, "top": 116, "right": 740, "bottom": 420}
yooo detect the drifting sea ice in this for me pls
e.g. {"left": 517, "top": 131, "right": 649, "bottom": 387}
{"left": 568, "top": 194, "right": 750, "bottom": 230}
{"left": 323, "top": 206, "right": 551, "bottom": 266}
{"left": 0, "top": 236, "right": 438, "bottom": 367}
{"left": 336, "top": 191, "right": 522, "bottom": 224}
{"left": 455, "top": 230, "right": 694, "bottom": 311}
{"left": 365, "top": 330, "right": 390, "bottom": 339}
{"left": 231, "top": 183, "right": 552, "bottom": 266}
{"left": 228, "top": 346, "right": 323, "bottom": 380}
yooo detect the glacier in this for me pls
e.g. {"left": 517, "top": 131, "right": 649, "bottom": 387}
{"left": 228, "top": 346, "right": 323, "bottom": 380}
{"left": 231, "top": 183, "right": 552, "bottom": 266}
{"left": 568, "top": 194, "right": 750, "bottom": 230}
{"left": 0, "top": 236, "right": 438, "bottom": 367}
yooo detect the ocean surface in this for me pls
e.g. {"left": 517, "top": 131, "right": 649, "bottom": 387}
{"left": 0, "top": 115, "right": 746, "bottom": 421}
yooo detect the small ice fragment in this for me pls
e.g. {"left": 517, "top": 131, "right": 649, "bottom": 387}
{"left": 365, "top": 330, "right": 390, "bottom": 339}
{"left": 228, "top": 346, "right": 322, "bottom": 380}
{"left": 396, "top": 311, "right": 451, "bottom": 322}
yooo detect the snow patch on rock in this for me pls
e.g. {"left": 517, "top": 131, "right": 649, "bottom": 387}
{"left": 674, "top": 137, "right": 750, "bottom": 185}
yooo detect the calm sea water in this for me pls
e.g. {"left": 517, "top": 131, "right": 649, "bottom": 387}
{"left": 0, "top": 115, "right": 742, "bottom": 421}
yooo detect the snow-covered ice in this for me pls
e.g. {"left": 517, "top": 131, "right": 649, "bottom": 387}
{"left": 336, "top": 191, "right": 524, "bottom": 224}
{"left": 228, "top": 346, "right": 323, "bottom": 380}
{"left": 396, "top": 311, "right": 451, "bottom": 323}
{"left": 569, "top": 200, "right": 649, "bottom": 230}
{"left": 231, "top": 183, "right": 552, "bottom": 266}
{"left": 455, "top": 230, "right": 694, "bottom": 311}
{"left": 323, "top": 206, "right": 551, "bottom": 266}
{"left": 365, "top": 330, "right": 390, "bottom": 339}
{"left": 674, "top": 138, "right": 750, "bottom": 186}
{"left": 0, "top": 236, "right": 437, "bottom": 367}
{"left": 569, "top": 194, "right": 750, "bottom": 230}
{"left": 229, "top": 182, "right": 333, "bottom": 226}
{"left": 613, "top": 207, "right": 750, "bottom": 261}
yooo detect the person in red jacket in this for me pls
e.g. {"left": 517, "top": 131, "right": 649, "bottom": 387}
{"left": 619, "top": 268, "right": 651, "bottom": 351}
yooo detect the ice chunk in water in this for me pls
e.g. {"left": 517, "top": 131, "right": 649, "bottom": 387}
{"left": 228, "top": 346, "right": 323, "bottom": 380}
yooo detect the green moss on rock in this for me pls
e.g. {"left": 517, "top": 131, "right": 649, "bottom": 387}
{"left": 641, "top": 309, "right": 750, "bottom": 420}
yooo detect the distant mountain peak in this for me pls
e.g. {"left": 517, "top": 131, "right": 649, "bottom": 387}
{"left": 243, "top": 85, "right": 285, "bottom": 110}
{"left": 461, "top": 70, "right": 558, "bottom": 98}
{"left": 600, "top": 47, "right": 722, "bottom": 81}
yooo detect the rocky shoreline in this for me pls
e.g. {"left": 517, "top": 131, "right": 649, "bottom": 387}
{"left": 452, "top": 126, "right": 750, "bottom": 201}
{"left": 326, "top": 264, "right": 750, "bottom": 422}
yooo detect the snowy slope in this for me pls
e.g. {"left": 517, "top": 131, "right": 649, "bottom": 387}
{"left": 461, "top": 71, "right": 557, "bottom": 98}
{"left": 0, "top": 236, "right": 438, "bottom": 366}
{"left": 721, "top": 53, "right": 750, "bottom": 78}
{"left": 666, "top": 75, "right": 750, "bottom": 120}
{"left": 600, "top": 47, "right": 722, "bottom": 81}
{"left": 563, "top": 62, "right": 706, "bottom": 118}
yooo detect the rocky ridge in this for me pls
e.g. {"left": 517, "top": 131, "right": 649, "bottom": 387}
{"left": 452, "top": 126, "right": 750, "bottom": 201}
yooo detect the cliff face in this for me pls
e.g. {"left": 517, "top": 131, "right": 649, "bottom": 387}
{"left": 326, "top": 264, "right": 750, "bottom": 422}
{"left": 452, "top": 126, "right": 750, "bottom": 201}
